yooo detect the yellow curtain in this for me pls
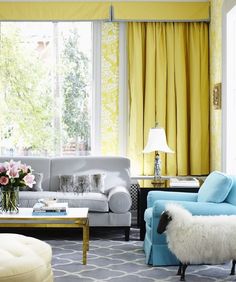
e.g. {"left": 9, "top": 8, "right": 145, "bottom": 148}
{"left": 128, "top": 22, "right": 209, "bottom": 176}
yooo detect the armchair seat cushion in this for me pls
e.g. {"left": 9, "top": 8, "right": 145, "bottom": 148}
{"left": 19, "top": 191, "right": 109, "bottom": 212}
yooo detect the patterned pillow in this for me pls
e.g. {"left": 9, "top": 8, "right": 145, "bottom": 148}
{"left": 74, "top": 175, "right": 91, "bottom": 193}
{"left": 90, "top": 174, "right": 105, "bottom": 193}
{"left": 59, "top": 175, "right": 74, "bottom": 193}
{"left": 59, "top": 174, "right": 105, "bottom": 194}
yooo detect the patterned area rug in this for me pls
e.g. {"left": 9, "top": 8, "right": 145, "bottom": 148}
{"left": 42, "top": 228, "right": 236, "bottom": 282}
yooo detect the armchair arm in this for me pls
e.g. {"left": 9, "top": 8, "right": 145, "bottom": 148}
{"left": 152, "top": 200, "right": 236, "bottom": 217}
{"left": 147, "top": 191, "right": 198, "bottom": 208}
{"left": 148, "top": 200, "right": 236, "bottom": 245}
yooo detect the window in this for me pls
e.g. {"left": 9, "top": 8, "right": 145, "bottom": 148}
{"left": 0, "top": 22, "right": 93, "bottom": 156}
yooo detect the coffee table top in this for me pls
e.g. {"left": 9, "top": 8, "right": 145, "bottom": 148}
{"left": 0, "top": 208, "right": 89, "bottom": 219}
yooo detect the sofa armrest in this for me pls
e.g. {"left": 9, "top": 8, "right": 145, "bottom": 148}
{"left": 147, "top": 191, "right": 198, "bottom": 208}
{"left": 152, "top": 200, "right": 236, "bottom": 217}
{"left": 108, "top": 186, "right": 132, "bottom": 213}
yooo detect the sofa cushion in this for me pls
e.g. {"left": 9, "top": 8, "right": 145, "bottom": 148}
{"left": 226, "top": 175, "right": 236, "bottom": 205}
{"left": 198, "top": 171, "right": 232, "bottom": 203}
{"left": 19, "top": 191, "right": 109, "bottom": 212}
{"left": 108, "top": 186, "right": 131, "bottom": 213}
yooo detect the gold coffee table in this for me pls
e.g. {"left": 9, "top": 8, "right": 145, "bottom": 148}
{"left": 0, "top": 208, "right": 89, "bottom": 265}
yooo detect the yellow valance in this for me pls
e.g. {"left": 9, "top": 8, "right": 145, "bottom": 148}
{"left": 112, "top": 2, "right": 210, "bottom": 22}
{"left": 0, "top": 2, "right": 111, "bottom": 21}
{"left": 0, "top": 1, "right": 210, "bottom": 22}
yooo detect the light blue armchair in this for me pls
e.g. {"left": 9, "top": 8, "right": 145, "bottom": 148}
{"left": 143, "top": 171, "right": 236, "bottom": 266}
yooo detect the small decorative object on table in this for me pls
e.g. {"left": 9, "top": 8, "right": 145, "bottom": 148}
{"left": 0, "top": 160, "right": 35, "bottom": 213}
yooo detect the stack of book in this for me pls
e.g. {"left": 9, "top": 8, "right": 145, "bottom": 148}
{"left": 169, "top": 177, "right": 200, "bottom": 188}
{"left": 32, "top": 202, "right": 68, "bottom": 216}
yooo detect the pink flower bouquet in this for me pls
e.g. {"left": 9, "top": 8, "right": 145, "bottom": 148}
{"left": 0, "top": 160, "right": 36, "bottom": 190}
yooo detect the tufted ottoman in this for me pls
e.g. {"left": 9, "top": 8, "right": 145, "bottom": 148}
{"left": 0, "top": 233, "right": 53, "bottom": 282}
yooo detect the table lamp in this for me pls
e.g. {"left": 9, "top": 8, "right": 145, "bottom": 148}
{"left": 143, "top": 125, "right": 174, "bottom": 185}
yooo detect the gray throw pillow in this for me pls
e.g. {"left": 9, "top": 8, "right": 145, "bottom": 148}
{"left": 90, "top": 174, "right": 105, "bottom": 193}
{"left": 21, "top": 172, "right": 43, "bottom": 191}
{"left": 74, "top": 175, "right": 91, "bottom": 193}
{"left": 59, "top": 175, "right": 74, "bottom": 192}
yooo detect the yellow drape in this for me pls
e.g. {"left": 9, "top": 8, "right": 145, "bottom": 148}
{"left": 128, "top": 22, "right": 209, "bottom": 176}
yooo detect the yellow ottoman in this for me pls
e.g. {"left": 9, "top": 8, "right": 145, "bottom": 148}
{"left": 0, "top": 234, "right": 53, "bottom": 282}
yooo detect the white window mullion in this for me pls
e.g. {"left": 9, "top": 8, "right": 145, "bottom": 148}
{"left": 119, "top": 22, "right": 128, "bottom": 156}
{"left": 91, "top": 21, "right": 102, "bottom": 155}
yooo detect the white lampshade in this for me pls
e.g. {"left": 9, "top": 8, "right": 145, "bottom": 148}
{"left": 143, "top": 127, "right": 174, "bottom": 153}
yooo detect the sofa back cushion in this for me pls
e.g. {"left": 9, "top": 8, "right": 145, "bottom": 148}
{"left": 225, "top": 175, "right": 236, "bottom": 205}
{"left": 50, "top": 156, "right": 130, "bottom": 192}
{"left": 198, "top": 171, "right": 232, "bottom": 203}
{"left": 0, "top": 157, "right": 50, "bottom": 191}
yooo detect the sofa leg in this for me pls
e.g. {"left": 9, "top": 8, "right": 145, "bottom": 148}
{"left": 125, "top": 227, "right": 130, "bottom": 241}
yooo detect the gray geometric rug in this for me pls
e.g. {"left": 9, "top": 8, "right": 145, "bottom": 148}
{"left": 43, "top": 229, "right": 236, "bottom": 282}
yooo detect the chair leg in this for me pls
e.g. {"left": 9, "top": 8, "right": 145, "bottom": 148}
{"left": 125, "top": 227, "right": 130, "bottom": 241}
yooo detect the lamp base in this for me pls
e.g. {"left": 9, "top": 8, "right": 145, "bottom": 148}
{"left": 151, "top": 178, "right": 165, "bottom": 187}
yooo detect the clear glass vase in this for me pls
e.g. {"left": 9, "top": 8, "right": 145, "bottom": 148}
{"left": 1, "top": 186, "right": 19, "bottom": 213}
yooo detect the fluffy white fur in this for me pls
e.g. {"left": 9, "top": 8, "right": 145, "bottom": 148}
{"left": 165, "top": 204, "right": 236, "bottom": 264}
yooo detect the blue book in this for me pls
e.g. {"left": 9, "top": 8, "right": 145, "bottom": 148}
{"left": 32, "top": 211, "right": 67, "bottom": 216}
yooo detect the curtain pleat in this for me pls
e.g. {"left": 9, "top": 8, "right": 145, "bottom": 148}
{"left": 128, "top": 23, "right": 145, "bottom": 174}
{"left": 128, "top": 22, "right": 209, "bottom": 176}
{"left": 174, "top": 23, "right": 188, "bottom": 175}
{"left": 144, "top": 23, "right": 156, "bottom": 176}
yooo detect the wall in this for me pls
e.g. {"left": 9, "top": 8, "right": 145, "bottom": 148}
{"left": 210, "top": 0, "right": 223, "bottom": 171}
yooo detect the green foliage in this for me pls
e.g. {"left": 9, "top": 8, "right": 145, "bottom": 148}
{"left": 0, "top": 23, "right": 91, "bottom": 155}
{"left": 61, "top": 28, "right": 90, "bottom": 149}
{"left": 0, "top": 23, "right": 53, "bottom": 154}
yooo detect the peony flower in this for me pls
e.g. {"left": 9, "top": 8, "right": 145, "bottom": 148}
{"left": 0, "top": 176, "right": 9, "bottom": 185}
{"left": 23, "top": 174, "right": 36, "bottom": 188}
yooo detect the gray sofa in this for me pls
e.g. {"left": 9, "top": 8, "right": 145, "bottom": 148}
{"left": 0, "top": 156, "right": 132, "bottom": 240}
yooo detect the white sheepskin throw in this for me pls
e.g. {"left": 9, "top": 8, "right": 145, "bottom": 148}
{"left": 165, "top": 204, "right": 236, "bottom": 265}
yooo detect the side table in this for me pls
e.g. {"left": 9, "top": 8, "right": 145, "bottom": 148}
{"left": 138, "top": 185, "right": 199, "bottom": 240}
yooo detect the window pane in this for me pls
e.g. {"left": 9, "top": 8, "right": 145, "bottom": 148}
{"left": 0, "top": 22, "right": 92, "bottom": 156}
